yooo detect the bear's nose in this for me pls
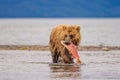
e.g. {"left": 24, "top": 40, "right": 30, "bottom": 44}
{"left": 64, "top": 40, "right": 71, "bottom": 45}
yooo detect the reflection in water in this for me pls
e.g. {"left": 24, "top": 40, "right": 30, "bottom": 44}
{"left": 49, "top": 64, "right": 81, "bottom": 79}
{"left": 0, "top": 51, "right": 119, "bottom": 80}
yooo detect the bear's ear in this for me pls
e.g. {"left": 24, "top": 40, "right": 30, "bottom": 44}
{"left": 76, "top": 26, "right": 80, "bottom": 32}
{"left": 63, "top": 26, "right": 67, "bottom": 30}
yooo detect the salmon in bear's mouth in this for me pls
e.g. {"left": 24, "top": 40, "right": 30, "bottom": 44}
{"left": 61, "top": 41, "right": 81, "bottom": 64}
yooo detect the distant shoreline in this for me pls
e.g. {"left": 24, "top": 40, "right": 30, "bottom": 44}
{"left": 0, "top": 45, "right": 120, "bottom": 51}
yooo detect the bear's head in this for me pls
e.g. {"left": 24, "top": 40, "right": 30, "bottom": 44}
{"left": 61, "top": 25, "right": 81, "bottom": 46}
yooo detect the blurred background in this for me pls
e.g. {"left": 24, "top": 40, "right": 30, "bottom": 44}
{"left": 0, "top": 0, "right": 120, "bottom": 46}
{"left": 0, "top": 0, "right": 120, "bottom": 18}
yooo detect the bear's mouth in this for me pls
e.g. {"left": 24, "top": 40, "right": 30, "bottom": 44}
{"left": 64, "top": 41, "right": 71, "bottom": 45}
{"left": 61, "top": 41, "right": 81, "bottom": 64}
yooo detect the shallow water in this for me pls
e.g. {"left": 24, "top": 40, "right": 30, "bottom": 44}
{"left": 0, "top": 50, "right": 120, "bottom": 80}
{"left": 0, "top": 18, "right": 120, "bottom": 46}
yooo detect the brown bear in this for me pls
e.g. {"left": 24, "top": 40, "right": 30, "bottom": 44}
{"left": 49, "top": 25, "right": 81, "bottom": 64}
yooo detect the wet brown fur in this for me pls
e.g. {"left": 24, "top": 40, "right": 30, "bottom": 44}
{"left": 49, "top": 25, "right": 81, "bottom": 63}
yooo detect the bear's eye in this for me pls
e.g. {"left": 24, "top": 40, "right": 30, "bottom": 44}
{"left": 64, "top": 34, "right": 67, "bottom": 38}
{"left": 69, "top": 34, "right": 74, "bottom": 39}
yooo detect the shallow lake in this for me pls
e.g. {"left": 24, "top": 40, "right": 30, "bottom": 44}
{"left": 0, "top": 18, "right": 120, "bottom": 46}
{"left": 0, "top": 50, "right": 120, "bottom": 80}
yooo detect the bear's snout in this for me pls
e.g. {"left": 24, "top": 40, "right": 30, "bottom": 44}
{"left": 64, "top": 40, "right": 71, "bottom": 45}
{"left": 64, "top": 35, "right": 72, "bottom": 45}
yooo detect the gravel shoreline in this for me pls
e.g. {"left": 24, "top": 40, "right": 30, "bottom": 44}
{"left": 0, "top": 45, "right": 120, "bottom": 51}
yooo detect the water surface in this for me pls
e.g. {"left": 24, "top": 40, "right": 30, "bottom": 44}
{"left": 0, "top": 18, "right": 120, "bottom": 46}
{"left": 0, "top": 50, "right": 120, "bottom": 80}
